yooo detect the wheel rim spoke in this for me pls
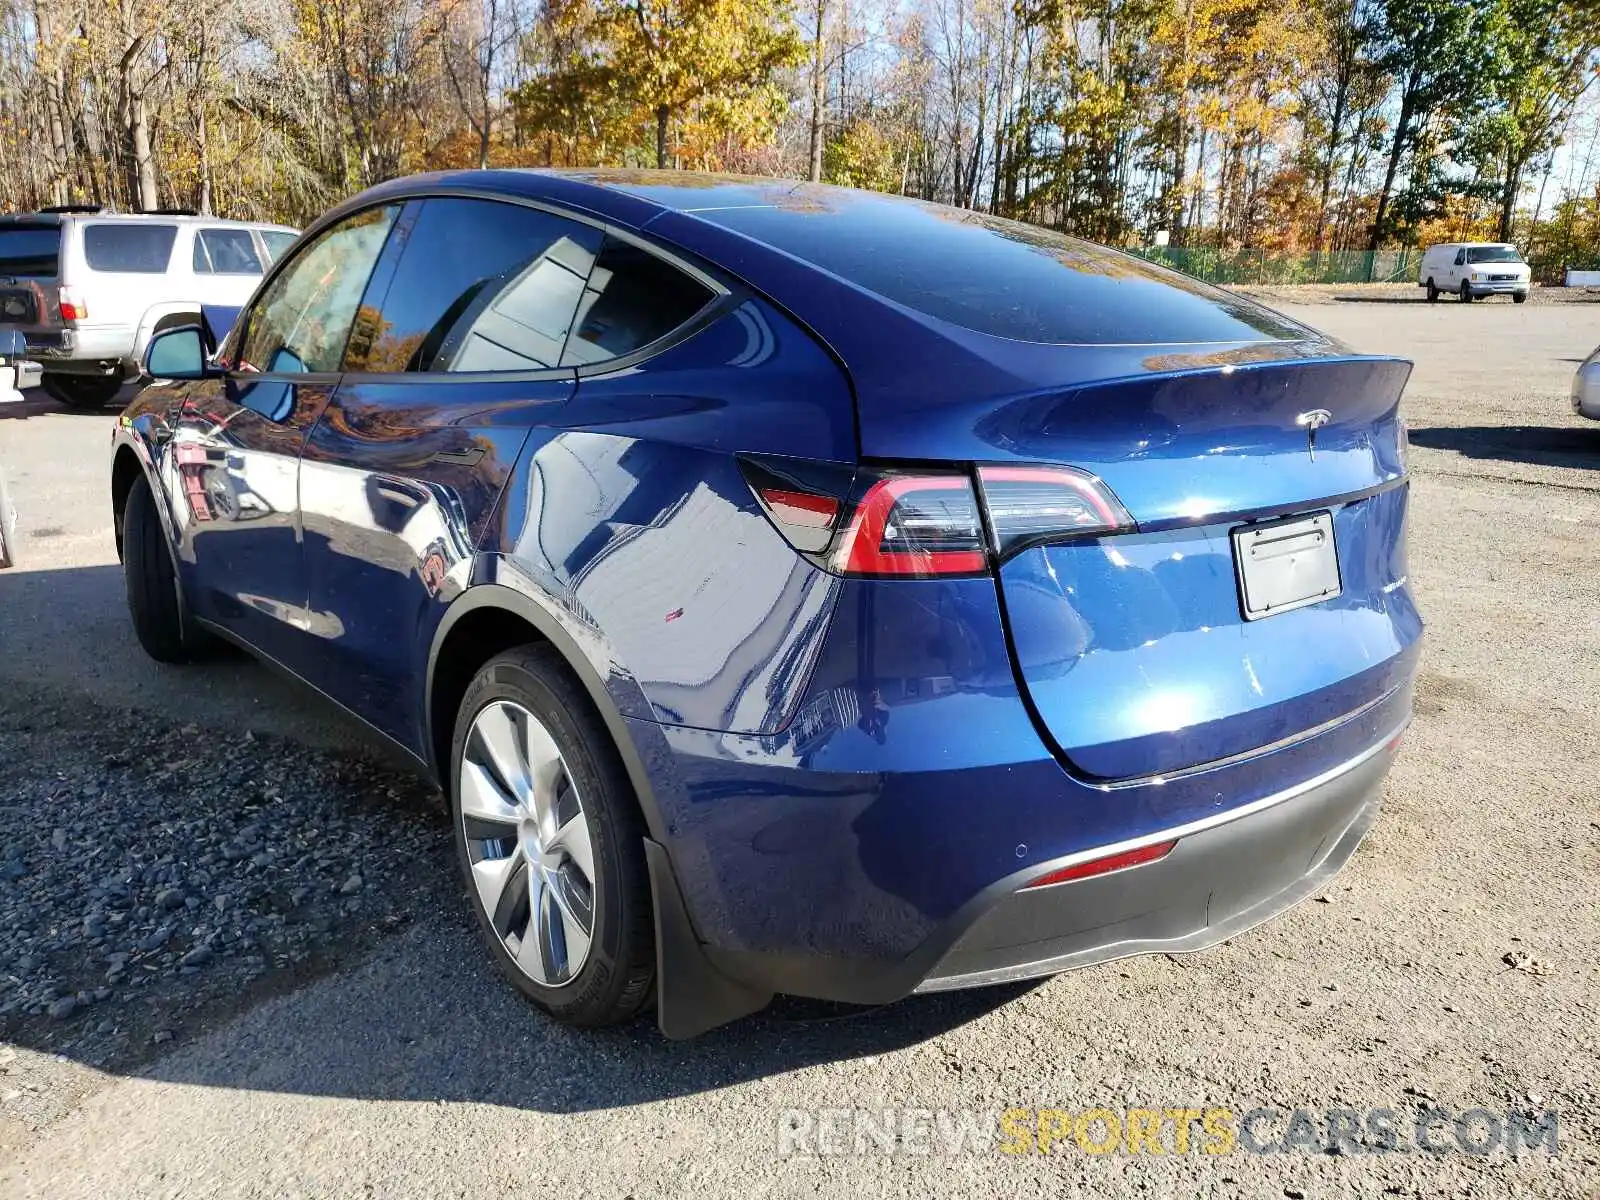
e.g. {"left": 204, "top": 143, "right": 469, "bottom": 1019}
{"left": 546, "top": 866, "right": 593, "bottom": 970}
{"left": 458, "top": 757, "right": 519, "bottom": 827}
{"left": 546, "top": 810, "right": 595, "bottom": 883}
{"left": 472, "top": 851, "right": 523, "bottom": 930}
{"left": 522, "top": 719, "right": 566, "bottom": 833}
{"left": 473, "top": 702, "right": 531, "bottom": 804}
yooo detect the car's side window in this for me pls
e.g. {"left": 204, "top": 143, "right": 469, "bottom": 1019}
{"left": 194, "top": 228, "right": 263, "bottom": 275}
{"left": 234, "top": 205, "right": 400, "bottom": 376}
{"left": 561, "top": 237, "right": 715, "bottom": 367}
{"left": 1453, "top": 250, "right": 1466, "bottom": 266}
{"left": 82, "top": 224, "right": 178, "bottom": 273}
{"left": 260, "top": 230, "right": 296, "bottom": 264}
{"left": 342, "top": 197, "right": 604, "bottom": 374}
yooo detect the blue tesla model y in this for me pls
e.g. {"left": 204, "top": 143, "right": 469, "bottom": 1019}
{"left": 113, "top": 171, "right": 1420, "bottom": 1037}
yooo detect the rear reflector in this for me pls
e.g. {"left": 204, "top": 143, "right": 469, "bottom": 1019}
{"left": 751, "top": 485, "right": 839, "bottom": 552}
{"left": 1022, "top": 839, "right": 1177, "bottom": 889}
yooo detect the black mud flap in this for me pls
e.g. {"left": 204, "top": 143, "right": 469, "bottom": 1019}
{"left": 644, "top": 838, "right": 772, "bottom": 1039}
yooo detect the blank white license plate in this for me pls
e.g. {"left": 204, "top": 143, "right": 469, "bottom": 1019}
{"left": 1232, "top": 512, "right": 1341, "bottom": 620}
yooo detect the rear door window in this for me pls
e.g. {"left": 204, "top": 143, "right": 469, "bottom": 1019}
{"left": 195, "top": 228, "right": 264, "bottom": 275}
{"left": 82, "top": 224, "right": 178, "bottom": 273}
{"left": 0, "top": 225, "right": 61, "bottom": 277}
{"left": 561, "top": 237, "right": 714, "bottom": 366}
{"left": 344, "top": 197, "right": 602, "bottom": 373}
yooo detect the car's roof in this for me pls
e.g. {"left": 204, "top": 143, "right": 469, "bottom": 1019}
{"left": 332, "top": 169, "right": 1358, "bottom": 447}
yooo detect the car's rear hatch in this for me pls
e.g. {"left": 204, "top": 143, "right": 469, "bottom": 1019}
{"left": 967, "top": 351, "right": 1418, "bottom": 780}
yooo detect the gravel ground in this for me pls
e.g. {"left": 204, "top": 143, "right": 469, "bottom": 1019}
{"left": 1, "top": 305, "right": 1598, "bottom": 1197}
{"left": 0, "top": 683, "right": 448, "bottom": 1074}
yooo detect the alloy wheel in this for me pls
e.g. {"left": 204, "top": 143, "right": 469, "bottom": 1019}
{"left": 458, "top": 700, "right": 597, "bottom": 987}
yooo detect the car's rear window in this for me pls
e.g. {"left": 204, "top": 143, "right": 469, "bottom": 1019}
{"left": 82, "top": 223, "right": 178, "bottom": 273}
{"left": 700, "top": 195, "right": 1306, "bottom": 344}
{"left": 0, "top": 225, "right": 61, "bottom": 277}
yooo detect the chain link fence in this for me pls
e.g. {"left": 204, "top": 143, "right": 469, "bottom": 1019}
{"left": 1126, "top": 247, "right": 1423, "bottom": 285}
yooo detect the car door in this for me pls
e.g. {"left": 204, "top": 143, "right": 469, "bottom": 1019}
{"left": 1448, "top": 248, "right": 1466, "bottom": 287}
{"left": 163, "top": 203, "right": 401, "bottom": 671}
{"left": 296, "top": 196, "right": 597, "bottom": 751}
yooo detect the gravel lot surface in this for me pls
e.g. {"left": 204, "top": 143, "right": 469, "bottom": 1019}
{"left": 1, "top": 303, "right": 1599, "bottom": 1198}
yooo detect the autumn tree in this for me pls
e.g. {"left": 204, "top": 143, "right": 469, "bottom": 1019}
{"left": 597, "top": 0, "right": 804, "bottom": 167}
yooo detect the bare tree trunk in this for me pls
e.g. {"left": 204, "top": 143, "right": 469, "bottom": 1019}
{"left": 196, "top": 105, "right": 212, "bottom": 214}
{"left": 807, "top": 0, "right": 824, "bottom": 182}
{"left": 655, "top": 103, "right": 669, "bottom": 169}
{"left": 1369, "top": 72, "right": 1419, "bottom": 251}
{"left": 130, "top": 93, "right": 157, "bottom": 210}
{"left": 34, "top": 0, "right": 70, "bottom": 205}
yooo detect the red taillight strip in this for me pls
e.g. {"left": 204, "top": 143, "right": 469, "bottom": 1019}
{"left": 1021, "top": 838, "right": 1177, "bottom": 889}
{"left": 831, "top": 476, "right": 987, "bottom": 577}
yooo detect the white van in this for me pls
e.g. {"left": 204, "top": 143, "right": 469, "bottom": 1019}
{"left": 1417, "top": 243, "right": 1530, "bottom": 304}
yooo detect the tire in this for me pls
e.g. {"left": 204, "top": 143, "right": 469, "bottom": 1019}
{"left": 1426, "top": 279, "right": 1438, "bottom": 302}
{"left": 1513, "top": 292, "right": 1528, "bottom": 304}
{"left": 1460, "top": 282, "right": 1473, "bottom": 303}
{"left": 450, "top": 644, "right": 655, "bottom": 1028}
{"left": 122, "top": 474, "right": 201, "bottom": 663}
{"left": 42, "top": 374, "right": 123, "bottom": 410}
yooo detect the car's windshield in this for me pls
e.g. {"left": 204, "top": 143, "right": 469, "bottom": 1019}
{"left": 1466, "top": 246, "right": 1523, "bottom": 264}
{"left": 0, "top": 225, "right": 61, "bottom": 276}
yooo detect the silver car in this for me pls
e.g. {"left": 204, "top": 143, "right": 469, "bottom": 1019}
{"left": 0, "top": 207, "right": 297, "bottom": 409}
{"left": 1575, "top": 345, "right": 1600, "bottom": 422}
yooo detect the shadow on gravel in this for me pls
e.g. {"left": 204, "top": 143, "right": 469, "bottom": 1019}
{"left": 1331, "top": 295, "right": 1429, "bottom": 304}
{"left": 0, "top": 563, "right": 1035, "bottom": 1111}
{"left": 132, "top": 909, "right": 1040, "bottom": 1113}
{"left": 1408, "top": 424, "right": 1600, "bottom": 469}
{"left": 0, "top": 397, "right": 60, "bottom": 421}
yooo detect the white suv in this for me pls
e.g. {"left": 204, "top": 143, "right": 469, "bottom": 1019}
{"left": 0, "top": 207, "right": 297, "bottom": 408}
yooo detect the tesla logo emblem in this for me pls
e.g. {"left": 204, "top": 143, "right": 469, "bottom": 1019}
{"left": 1296, "top": 409, "right": 1332, "bottom": 460}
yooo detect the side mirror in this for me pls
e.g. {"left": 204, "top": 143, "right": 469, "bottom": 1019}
{"left": 145, "top": 326, "right": 209, "bottom": 380}
{"left": 0, "top": 329, "right": 27, "bottom": 361}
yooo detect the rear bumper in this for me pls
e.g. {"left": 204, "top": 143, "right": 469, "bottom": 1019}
{"left": 15, "top": 326, "right": 134, "bottom": 374}
{"left": 915, "top": 723, "right": 1399, "bottom": 991}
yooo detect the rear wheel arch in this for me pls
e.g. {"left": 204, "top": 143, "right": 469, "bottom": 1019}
{"left": 425, "top": 584, "right": 669, "bottom": 844}
{"left": 133, "top": 305, "right": 203, "bottom": 368}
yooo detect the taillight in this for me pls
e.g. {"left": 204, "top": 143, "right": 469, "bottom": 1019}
{"left": 976, "top": 465, "right": 1132, "bottom": 556}
{"left": 741, "top": 458, "right": 1134, "bottom": 579}
{"left": 830, "top": 474, "right": 986, "bottom": 577}
{"left": 58, "top": 288, "right": 86, "bottom": 322}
